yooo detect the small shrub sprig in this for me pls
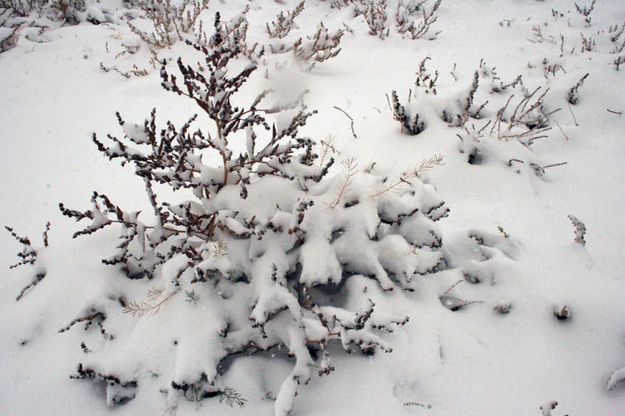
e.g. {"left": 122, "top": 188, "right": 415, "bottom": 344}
{"left": 414, "top": 56, "right": 438, "bottom": 94}
{"left": 567, "top": 73, "right": 589, "bottom": 104}
{"left": 567, "top": 215, "right": 586, "bottom": 245}
{"left": 6, "top": 222, "right": 50, "bottom": 301}
{"left": 390, "top": 90, "right": 426, "bottom": 135}
{"left": 574, "top": 0, "right": 596, "bottom": 27}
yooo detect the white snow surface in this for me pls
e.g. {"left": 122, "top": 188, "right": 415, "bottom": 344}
{"left": 1, "top": 0, "right": 625, "bottom": 415}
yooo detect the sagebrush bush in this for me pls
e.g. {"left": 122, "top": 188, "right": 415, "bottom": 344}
{"left": 7, "top": 15, "right": 452, "bottom": 416}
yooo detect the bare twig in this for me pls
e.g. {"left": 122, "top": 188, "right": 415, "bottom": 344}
{"left": 333, "top": 106, "right": 358, "bottom": 139}
{"left": 443, "top": 279, "right": 464, "bottom": 294}
{"left": 371, "top": 154, "right": 444, "bottom": 198}
{"left": 329, "top": 158, "right": 358, "bottom": 208}
{"left": 123, "top": 290, "right": 179, "bottom": 317}
{"left": 554, "top": 121, "right": 570, "bottom": 140}
{"left": 567, "top": 102, "right": 579, "bottom": 126}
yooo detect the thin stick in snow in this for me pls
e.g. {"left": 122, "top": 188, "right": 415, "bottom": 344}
{"left": 333, "top": 106, "right": 358, "bottom": 139}
{"left": 554, "top": 121, "right": 570, "bottom": 140}
{"left": 567, "top": 102, "right": 579, "bottom": 126}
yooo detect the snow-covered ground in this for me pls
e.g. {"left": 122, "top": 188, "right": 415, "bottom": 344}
{"left": 1, "top": 0, "right": 625, "bottom": 415}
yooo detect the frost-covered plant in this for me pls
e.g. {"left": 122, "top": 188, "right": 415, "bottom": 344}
{"left": 414, "top": 56, "right": 438, "bottom": 94}
{"left": 48, "top": 0, "right": 85, "bottom": 24}
{"left": 0, "top": 22, "right": 21, "bottom": 51}
{"left": 580, "top": 32, "right": 595, "bottom": 52}
{"left": 266, "top": 0, "right": 305, "bottom": 39}
{"left": 390, "top": 90, "right": 426, "bottom": 135}
{"left": 391, "top": 58, "right": 488, "bottom": 134}
{"left": 567, "top": 215, "right": 586, "bottom": 245}
{"left": 490, "top": 85, "right": 554, "bottom": 141}
{"left": 327, "top": 0, "right": 353, "bottom": 8}
{"left": 529, "top": 25, "right": 556, "bottom": 45}
{"left": 395, "top": 0, "right": 441, "bottom": 40}
{"left": 441, "top": 70, "right": 488, "bottom": 127}
{"left": 5, "top": 222, "right": 50, "bottom": 300}
{"left": 567, "top": 73, "right": 589, "bottom": 104}
{"left": 462, "top": 227, "right": 519, "bottom": 285}
{"left": 42, "top": 17, "right": 450, "bottom": 416}
{"left": 196, "top": 8, "right": 263, "bottom": 61}
{"left": 292, "top": 22, "right": 343, "bottom": 69}
{"left": 456, "top": 122, "right": 490, "bottom": 164}
{"left": 1, "top": 0, "right": 114, "bottom": 25}
{"left": 128, "top": 0, "right": 209, "bottom": 48}
{"left": 574, "top": 0, "right": 596, "bottom": 27}
{"left": 269, "top": 21, "right": 343, "bottom": 70}
{"left": 478, "top": 58, "right": 522, "bottom": 94}
{"left": 0, "top": 0, "right": 43, "bottom": 16}
{"left": 360, "top": 0, "right": 388, "bottom": 39}
{"left": 609, "top": 21, "right": 625, "bottom": 55}
{"left": 394, "top": 57, "right": 555, "bottom": 151}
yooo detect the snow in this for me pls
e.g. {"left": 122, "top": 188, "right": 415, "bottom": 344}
{"left": 2, "top": 0, "right": 625, "bottom": 415}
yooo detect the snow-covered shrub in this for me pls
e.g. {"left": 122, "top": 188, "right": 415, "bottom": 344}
{"left": 462, "top": 227, "right": 519, "bottom": 285}
{"left": 127, "top": 0, "right": 209, "bottom": 48}
{"left": 326, "top": 0, "right": 353, "bottom": 9}
{"left": 269, "top": 21, "right": 344, "bottom": 71}
{"left": 456, "top": 122, "right": 488, "bottom": 164}
{"left": 196, "top": 8, "right": 263, "bottom": 61}
{"left": 390, "top": 57, "right": 492, "bottom": 135}
{"left": 391, "top": 57, "right": 569, "bottom": 182}
{"left": 395, "top": 0, "right": 441, "bottom": 40}
{"left": 388, "top": 58, "right": 438, "bottom": 135}
{"left": 0, "top": 23, "right": 20, "bottom": 52}
{"left": 575, "top": 0, "right": 596, "bottom": 27}
{"left": 440, "top": 70, "right": 487, "bottom": 127}
{"left": 478, "top": 58, "right": 522, "bottom": 94}
{"left": 49, "top": 0, "right": 83, "bottom": 16}
{"left": 390, "top": 90, "right": 426, "bottom": 135}
{"left": 338, "top": 0, "right": 441, "bottom": 40}
{"left": 0, "top": 0, "right": 44, "bottom": 16}
{"left": 37, "top": 20, "right": 451, "bottom": 416}
{"left": 291, "top": 22, "right": 344, "bottom": 69}
{"left": 266, "top": 0, "right": 305, "bottom": 39}
{"left": 360, "top": 0, "right": 389, "bottom": 39}
{"left": 0, "top": 0, "right": 116, "bottom": 25}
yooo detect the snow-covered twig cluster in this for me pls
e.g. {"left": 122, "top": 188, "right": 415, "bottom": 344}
{"left": 395, "top": 0, "right": 441, "bottom": 40}
{"left": 127, "top": 0, "right": 209, "bottom": 48}
{"left": 266, "top": 0, "right": 305, "bottom": 39}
